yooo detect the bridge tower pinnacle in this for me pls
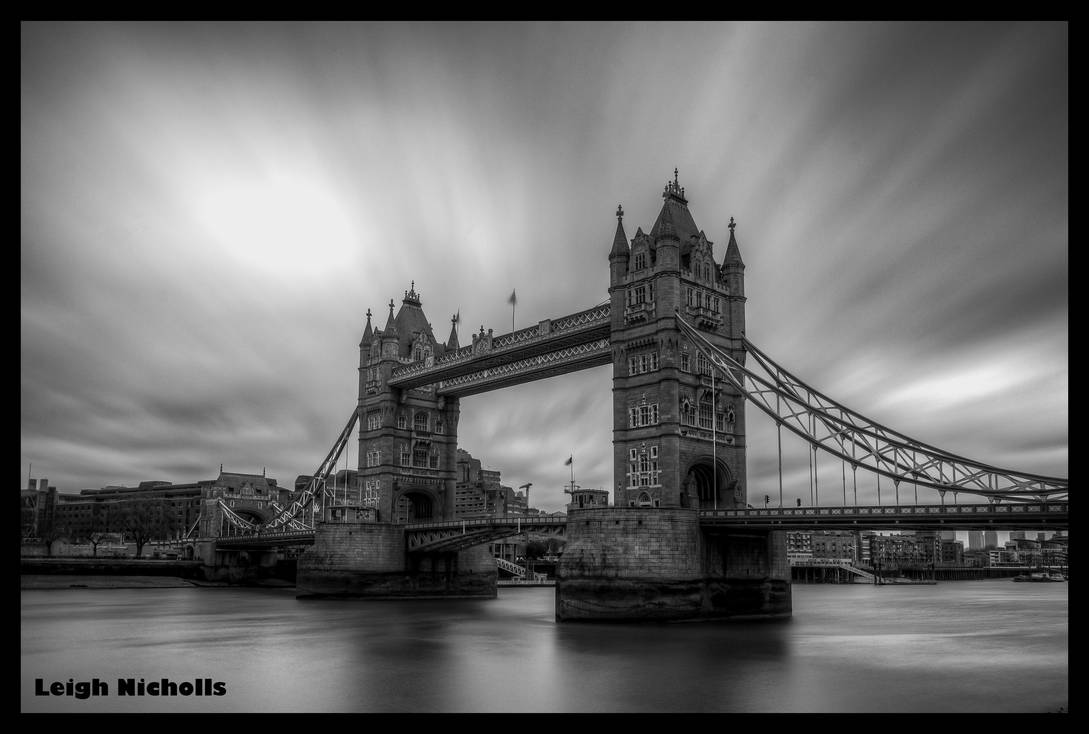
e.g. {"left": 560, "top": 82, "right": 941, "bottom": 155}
{"left": 608, "top": 172, "right": 747, "bottom": 510}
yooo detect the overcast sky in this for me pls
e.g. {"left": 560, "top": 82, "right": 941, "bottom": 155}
{"left": 21, "top": 22, "right": 1067, "bottom": 515}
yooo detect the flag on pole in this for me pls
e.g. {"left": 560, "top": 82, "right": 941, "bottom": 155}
{"left": 508, "top": 289, "right": 517, "bottom": 306}
{"left": 565, "top": 456, "right": 572, "bottom": 466}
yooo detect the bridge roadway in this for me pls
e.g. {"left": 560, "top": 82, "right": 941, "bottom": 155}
{"left": 210, "top": 502, "right": 1068, "bottom": 550}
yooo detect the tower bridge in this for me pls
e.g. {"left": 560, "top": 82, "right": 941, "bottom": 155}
{"left": 191, "top": 170, "right": 1067, "bottom": 621}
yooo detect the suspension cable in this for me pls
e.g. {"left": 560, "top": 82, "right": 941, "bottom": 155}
{"left": 673, "top": 312, "right": 1067, "bottom": 502}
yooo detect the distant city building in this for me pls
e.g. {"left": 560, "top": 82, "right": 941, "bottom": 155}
{"left": 984, "top": 530, "right": 1000, "bottom": 549}
{"left": 453, "top": 449, "right": 536, "bottom": 517}
{"left": 809, "top": 530, "right": 857, "bottom": 562}
{"left": 20, "top": 470, "right": 288, "bottom": 544}
{"left": 966, "top": 531, "right": 984, "bottom": 551}
{"left": 785, "top": 531, "right": 813, "bottom": 560}
{"left": 566, "top": 486, "right": 609, "bottom": 511}
{"left": 939, "top": 539, "right": 964, "bottom": 566}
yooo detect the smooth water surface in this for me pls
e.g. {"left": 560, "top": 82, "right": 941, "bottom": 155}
{"left": 21, "top": 580, "right": 1067, "bottom": 713}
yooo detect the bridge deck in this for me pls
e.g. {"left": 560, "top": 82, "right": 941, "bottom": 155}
{"left": 206, "top": 503, "right": 1068, "bottom": 549}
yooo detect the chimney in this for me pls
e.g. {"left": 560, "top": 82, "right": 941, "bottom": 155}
{"left": 40, "top": 478, "right": 48, "bottom": 491}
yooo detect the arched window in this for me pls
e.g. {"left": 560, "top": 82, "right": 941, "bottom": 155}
{"left": 637, "top": 492, "right": 652, "bottom": 507}
{"left": 681, "top": 398, "right": 696, "bottom": 426}
{"left": 413, "top": 411, "right": 429, "bottom": 432}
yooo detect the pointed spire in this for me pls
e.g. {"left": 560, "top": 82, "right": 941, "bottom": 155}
{"left": 609, "top": 203, "right": 629, "bottom": 260}
{"left": 383, "top": 298, "right": 398, "bottom": 337}
{"left": 447, "top": 313, "right": 460, "bottom": 350}
{"left": 722, "top": 216, "right": 745, "bottom": 269}
{"left": 359, "top": 308, "right": 374, "bottom": 347}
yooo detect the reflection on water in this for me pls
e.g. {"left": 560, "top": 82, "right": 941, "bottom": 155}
{"left": 21, "top": 580, "right": 1067, "bottom": 713}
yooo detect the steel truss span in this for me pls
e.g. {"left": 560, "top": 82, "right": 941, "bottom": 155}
{"left": 675, "top": 313, "right": 1068, "bottom": 503}
{"left": 248, "top": 408, "right": 359, "bottom": 534}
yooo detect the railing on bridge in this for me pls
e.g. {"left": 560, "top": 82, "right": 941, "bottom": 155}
{"left": 698, "top": 502, "right": 1069, "bottom": 529}
{"left": 405, "top": 514, "right": 567, "bottom": 553}
{"left": 495, "top": 556, "right": 548, "bottom": 582}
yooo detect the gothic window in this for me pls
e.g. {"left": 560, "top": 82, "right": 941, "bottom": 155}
{"left": 686, "top": 287, "right": 694, "bottom": 307}
{"left": 413, "top": 411, "right": 429, "bottom": 432}
{"left": 363, "top": 480, "right": 379, "bottom": 507}
{"left": 434, "top": 419, "right": 444, "bottom": 435}
{"left": 637, "top": 492, "right": 652, "bottom": 507}
{"left": 367, "top": 412, "right": 381, "bottom": 431}
{"left": 681, "top": 398, "right": 696, "bottom": 425}
{"left": 699, "top": 393, "right": 714, "bottom": 429}
{"left": 696, "top": 352, "right": 711, "bottom": 376}
{"left": 429, "top": 452, "right": 439, "bottom": 469}
{"left": 366, "top": 450, "right": 381, "bottom": 468}
{"left": 397, "top": 413, "right": 408, "bottom": 430}
{"left": 413, "top": 445, "right": 429, "bottom": 467}
{"left": 626, "top": 445, "right": 661, "bottom": 487}
{"left": 634, "top": 251, "right": 647, "bottom": 270}
{"left": 628, "top": 351, "right": 660, "bottom": 375}
{"left": 400, "top": 444, "right": 410, "bottom": 466}
{"left": 628, "top": 403, "right": 660, "bottom": 427}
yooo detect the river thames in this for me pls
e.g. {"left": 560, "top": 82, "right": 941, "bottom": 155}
{"left": 21, "top": 578, "right": 1067, "bottom": 714}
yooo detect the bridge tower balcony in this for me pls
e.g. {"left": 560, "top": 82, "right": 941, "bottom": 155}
{"left": 684, "top": 304, "right": 722, "bottom": 330}
{"left": 623, "top": 300, "right": 655, "bottom": 325}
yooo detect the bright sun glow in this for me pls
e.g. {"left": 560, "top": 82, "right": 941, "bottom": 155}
{"left": 195, "top": 177, "right": 357, "bottom": 279}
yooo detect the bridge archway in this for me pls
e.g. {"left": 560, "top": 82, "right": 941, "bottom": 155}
{"left": 683, "top": 458, "right": 738, "bottom": 511}
{"left": 394, "top": 490, "right": 436, "bottom": 524}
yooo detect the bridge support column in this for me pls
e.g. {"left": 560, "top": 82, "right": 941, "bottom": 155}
{"left": 555, "top": 508, "right": 791, "bottom": 622}
{"left": 296, "top": 522, "right": 497, "bottom": 599}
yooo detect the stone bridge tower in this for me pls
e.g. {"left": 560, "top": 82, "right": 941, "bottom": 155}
{"left": 558, "top": 171, "right": 789, "bottom": 622}
{"left": 357, "top": 283, "right": 462, "bottom": 524}
{"left": 608, "top": 169, "right": 748, "bottom": 511}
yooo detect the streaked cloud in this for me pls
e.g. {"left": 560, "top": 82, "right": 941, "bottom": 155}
{"left": 21, "top": 21, "right": 1066, "bottom": 512}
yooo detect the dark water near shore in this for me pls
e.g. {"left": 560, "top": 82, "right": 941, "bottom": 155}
{"left": 21, "top": 579, "right": 1067, "bottom": 713}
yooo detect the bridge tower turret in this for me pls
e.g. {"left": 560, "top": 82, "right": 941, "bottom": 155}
{"left": 608, "top": 170, "right": 747, "bottom": 511}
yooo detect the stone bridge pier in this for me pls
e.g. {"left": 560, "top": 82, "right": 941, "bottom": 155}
{"left": 556, "top": 507, "right": 791, "bottom": 621}
{"left": 296, "top": 522, "right": 497, "bottom": 598}
{"left": 196, "top": 540, "right": 282, "bottom": 584}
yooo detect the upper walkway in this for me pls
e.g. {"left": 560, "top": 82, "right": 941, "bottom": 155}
{"left": 387, "top": 304, "right": 610, "bottom": 397}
